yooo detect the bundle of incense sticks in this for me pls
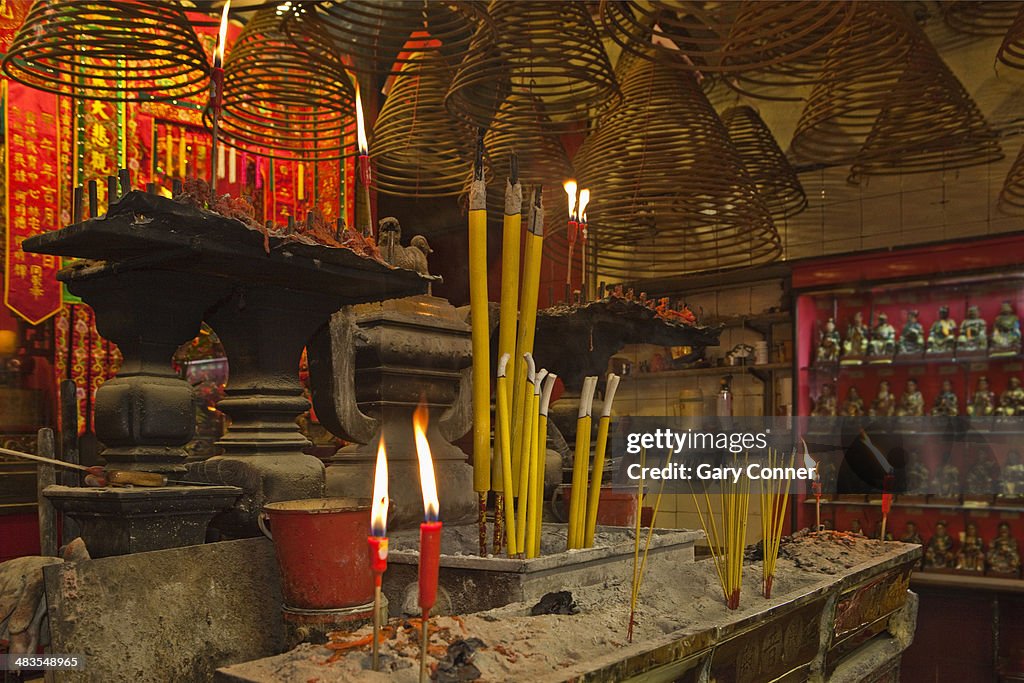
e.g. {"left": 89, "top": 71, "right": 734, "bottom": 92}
{"left": 567, "top": 376, "right": 598, "bottom": 550}
{"left": 627, "top": 447, "right": 675, "bottom": 642}
{"left": 468, "top": 131, "right": 490, "bottom": 555}
{"left": 583, "top": 373, "right": 621, "bottom": 548}
{"left": 759, "top": 448, "right": 793, "bottom": 599}
{"left": 691, "top": 454, "right": 751, "bottom": 610}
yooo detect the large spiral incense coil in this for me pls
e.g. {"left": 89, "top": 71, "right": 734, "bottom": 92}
{"left": 998, "top": 143, "right": 1024, "bottom": 213}
{"left": 2, "top": 0, "right": 208, "bottom": 101}
{"left": 219, "top": 7, "right": 354, "bottom": 161}
{"left": 850, "top": 30, "right": 1001, "bottom": 180}
{"left": 997, "top": 6, "right": 1024, "bottom": 70}
{"left": 371, "top": 52, "right": 473, "bottom": 197}
{"left": 790, "top": 3, "right": 918, "bottom": 164}
{"left": 446, "top": 1, "right": 618, "bottom": 133}
{"left": 944, "top": 1, "right": 1023, "bottom": 36}
{"left": 284, "top": 1, "right": 484, "bottom": 77}
{"left": 600, "top": 1, "right": 853, "bottom": 76}
{"left": 721, "top": 106, "right": 806, "bottom": 219}
{"left": 572, "top": 52, "right": 780, "bottom": 279}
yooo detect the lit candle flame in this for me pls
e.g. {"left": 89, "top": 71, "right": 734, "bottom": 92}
{"left": 216, "top": 0, "right": 231, "bottom": 68}
{"left": 413, "top": 400, "right": 439, "bottom": 522}
{"left": 563, "top": 179, "right": 577, "bottom": 221}
{"left": 355, "top": 82, "right": 368, "bottom": 156}
{"left": 577, "top": 188, "right": 591, "bottom": 224}
{"left": 371, "top": 438, "right": 389, "bottom": 536}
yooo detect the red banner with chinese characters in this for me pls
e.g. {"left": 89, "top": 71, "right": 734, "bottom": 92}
{"left": 4, "top": 80, "right": 63, "bottom": 325}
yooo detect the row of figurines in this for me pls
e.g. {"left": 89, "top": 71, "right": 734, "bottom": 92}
{"left": 815, "top": 301, "right": 1022, "bottom": 363}
{"left": 810, "top": 376, "right": 1023, "bottom": 418}
{"left": 916, "top": 520, "right": 1020, "bottom": 575}
{"left": 814, "top": 450, "right": 1024, "bottom": 498}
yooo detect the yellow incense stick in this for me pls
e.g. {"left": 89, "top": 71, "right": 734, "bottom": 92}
{"left": 584, "top": 373, "right": 620, "bottom": 548}
{"left": 627, "top": 447, "right": 646, "bottom": 642}
{"left": 495, "top": 354, "right": 517, "bottom": 556}
{"left": 533, "top": 372, "right": 557, "bottom": 557}
{"left": 515, "top": 355, "right": 537, "bottom": 554}
{"left": 525, "top": 369, "right": 546, "bottom": 558}
{"left": 495, "top": 163, "right": 522, "bottom": 495}
{"left": 634, "top": 451, "right": 674, "bottom": 611}
{"left": 469, "top": 133, "right": 490, "bottom": 501}
{"left": 567, "top": 376, "right": 597, "bottom": 549}
{"left": 510, "top": 188, "right": 545, "bottom": 497}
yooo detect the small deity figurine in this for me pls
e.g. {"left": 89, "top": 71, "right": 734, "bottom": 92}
{"left": 811, "top": 383, "right": 838, "bottom": 417}
{"left": 923, "top": 520, "right": 955, "bottom": 569}
{"left": 986, "top": 522, "right": 1021, "bottom": 576}
{"left": 934, "top": 459, "right": 961, "bottom": 498}
{"left": 957, "top": 305, "right": 988, "bottom": 352}
{"left": 905, "top": 456, "right": 931, "bottom": 495}
{"left": 965, "top": 449, "right": 999, "bottom": 496}
{"left": 816, "top": 318, "right": 841, "bottom": 363}
{"left": 843, "top": 311, "right": 869, "bottom": 358}
{"left": 996, "top": 376, "right": 1024, "bottom": 417}
{"left": 840, "top": 386, "right": 864, "bottom": 416}
{"left": 991, "top": 301, "right": 1021, "bottom": 356}
{"left": 955, "top": 522, "right": 986, "bottom": 572}
{"left": 900, "top": 521, "right": 923, "bottom": 545}
{"left": 869, "top": 380, "right": 895, "bottom": 417}
{"left": 895, "top": 378, "right": 924, "bottom": 417}
{"left": 927, "top": 306, "right": 957, "bottom": 354}
{"left": 931, "top": 379, "right": 959, "bottom": 417}
{"left": 966, "top": 375, "right": 996, "bottom": 417}
{"left": 897, "top": 310, "right": 925, "bottom": 355}
{"left": 868, "top": 312, "right": 896, "bottom": 357}
{"left": 1000, "top": 450, "right": 1024, "bottom": 500}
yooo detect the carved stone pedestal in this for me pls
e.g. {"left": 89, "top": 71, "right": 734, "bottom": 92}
{"left": 308, "top": 296, "right": 475, "bottom": 530}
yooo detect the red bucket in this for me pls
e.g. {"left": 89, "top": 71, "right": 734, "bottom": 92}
{"left": 260, "top": 497, "right": 373, "bottom": 612}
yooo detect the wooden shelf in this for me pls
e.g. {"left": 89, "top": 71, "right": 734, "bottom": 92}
{"left": 803, "top": 353, "right": 1024, "bottom": 374}
{"left": 620, "top": 362, "right": 791, "bottom": 382}
{"left": 911, "top": 570, "right": 1024, "bottom": 593}
{"left": 702, "top": 310, "right": 791, "bottom": 330}
{"left": 806, "top": 498, "right": 1024, "bottom": 514}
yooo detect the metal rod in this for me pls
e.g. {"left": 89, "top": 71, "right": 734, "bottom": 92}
{"left": 419, "top": 609, "right": 429, "bottom": 683}
{"left": 106, "top": 175, "right": 118, "bottom": 208}
{"left": 118, "top": 167, "right": 131, "bottom": 195}
{"left": 88, "top": 179, "right": 98, "bottom": 217}
{"left": 72, "top": 186, "right": 83, "bottom": 224}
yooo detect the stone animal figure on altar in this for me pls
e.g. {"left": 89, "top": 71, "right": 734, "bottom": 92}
{"left": 843, "top": 311, "right": 869, "bottom": 358}
{"left": 840, "top": 386, "right": 864, "bottom": 416}
{"left": 900, "top": 521, "right": 923, "bottom": 545}
{"left": 957, "top": 305, "right": 987, "bottom": 353}
{"left": 967, "top": 375, "right": 996, "bottom": 417}
{"left": 996, "top": 376, "right": 1024, "bottom": 417}
{"left": 991, "top": 301, "right": 1021, "bottom": 356}
{"left": 966, "top": 449, "right": 999, "bottom": 497}
{"left": 869, "top": 380, "right": 895, "bottom": 417}
{"left": 811, "top": 383, "right": 837, "bottom": 417}
{"left": 895, "top": 378, "right": 924, "bottom": 417}
{"left": 377, "top": 217, "right": 433, "bottom": 277}
{"left": 955, "top": 522, "right": 986, "bottom": 572}
{"left": 987, "top": 522, "right": 1021, "bottom": 576}
{"left": 897, "top": 310, "right": 924, "bottom": 355}
{"left": 0, "top": 538, "right": 90, "bottom": 656}
{"left": 927, "top": 306, "right": 957, "bottom": 354}
{"left": 923, "top": 520, "right": 955, "bottom": 569}
{"left": 816, "top": 318, "right": 841, "bottom": 363}
{"left": 869, "top": 312, "right": 896, "bottom": 358}
{"left": 931, "top": 379, "right": 959, "bottom": 416}
{"left": 1001, "top": 451, "right": 1024, "bottom": 500}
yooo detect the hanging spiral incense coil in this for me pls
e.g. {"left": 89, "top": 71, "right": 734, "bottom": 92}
{"left": 371, "top": 52, "right": 473, "bottom": 197}
{"left": 284, "top": 1, "right": 484, "bottom": 77}
{"left": 572, "top": 52, "right": 780, "bottom": 279}
{"left": 447, "top": 1, "right": 618, "bottom": 132}
{"left": 2, "top": 0, "right": 208, "bottom": 101}
{"left": 944, "top": 1, "right": 1023, "bottom": 36}
{"left": 219, "top": 7, "right": 354, "bottom": 161}
{"left": 850, "top": 28, "right": 1002, "bottom": 180}
{"left": 790, "top": 3, "right": 918, "bottom": 164}
{"left": 721, "top": 106, "right": 806, "bottom": 219}
{"left": 600, "top": 1, "right": 852, "bottom": 76}
{"left": 998, "top": 143, "right": 1024, "bottom": 212}
{"left": 997, "top": 6, "right": 1024, "bottom": 70}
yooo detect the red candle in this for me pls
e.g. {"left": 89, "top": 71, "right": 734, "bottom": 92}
{"left": 563, "top": 180, "right": 578, "bottom": 293}
{"left": 355, "top": 84, "right": 373, "bottom": 239}
{"left": 413, "top": 402, "right": 442, "bottom": 612}
{"left": 367, "top": 438, "right": 389, "bottom": 671}
{"left": 577, "top": 188, "right": 590, "bottom": 299}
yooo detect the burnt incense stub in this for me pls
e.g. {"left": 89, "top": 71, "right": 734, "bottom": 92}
{"left": 24, "top": 190, "right": 432, "bottom": 539}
